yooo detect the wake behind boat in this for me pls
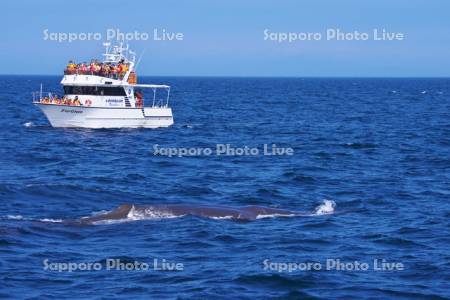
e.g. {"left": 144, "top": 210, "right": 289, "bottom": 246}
{"left": 32, "top": 42, "right": 174, "bottom": 128}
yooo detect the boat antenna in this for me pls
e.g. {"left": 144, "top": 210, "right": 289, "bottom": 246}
{"left": 103, "top": 42, "right": 110, "bottom": 53}
{"left": 134, "top": 44, "right": 149, "bottom": 72}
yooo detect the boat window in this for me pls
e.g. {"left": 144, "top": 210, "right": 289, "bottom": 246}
{"left": 63, "top": 86, "right": 126, "bottom": 96}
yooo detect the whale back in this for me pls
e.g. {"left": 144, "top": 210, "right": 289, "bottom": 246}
{"left": 78, "top": 204, "right": 133, "bottom": 224}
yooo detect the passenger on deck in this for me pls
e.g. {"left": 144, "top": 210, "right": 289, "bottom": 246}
{"left": 66, "top": 61, "right": 76, "bottom": 74}
{"left": 122, "top": 63, "right": 129, "bottom": 77}
{"left": 95, "top": 62, "right": 101, "bottom": 75}
{"left": 81, "top": 63, "right": 87, "bottom": 74}
{"left": 104, "top": 64, "right": 110, "bottom": 77}
{"left": 118, "top": 64, "right": 123, "bottom": 78}
{"left": 65, "top": 60, "right": 130, "bottom": 78}
{"left": 135, "top": 92, "right": 143, "bottom": 107}
{"left": 110, "top": 65, "right": 117, "bottom": 79}
{"left": 72, "top": 97, "right": 81, "bottom": 106}
{"left": 89, "top": 60, "right": 95, "bottom": 75}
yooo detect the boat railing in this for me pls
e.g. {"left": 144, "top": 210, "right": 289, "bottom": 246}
{"left": 143, "top": 87, "right": 170, "bottom": 108}
{"left": 64, "top": 69, "right": 127, "bottom": 80}
{"left": 32, "top": 91, "right": 56, "bottom": 103}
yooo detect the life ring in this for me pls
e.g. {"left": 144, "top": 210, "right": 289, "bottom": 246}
{"left": 85, "top": 99, "right": 92, "bottom": 106}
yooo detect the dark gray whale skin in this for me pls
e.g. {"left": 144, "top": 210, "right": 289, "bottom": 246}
{"left": 74, "top": 204, "right": 303, "bottom": 224}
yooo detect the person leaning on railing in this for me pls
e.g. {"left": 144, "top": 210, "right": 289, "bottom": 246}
{"left": 121, "top": 63, "right": 129, "bottom": 78}
{"left": 80, "top": 63, "right": 87, "bottom": 74}
{"left": 65, "top": 61, "right": 76, "bottom": 75}
{"left": 110, "top": 65, "right": 117, "bottom": 79}
{"left": 72, "top": 96, "right": 81, "bottom": 106}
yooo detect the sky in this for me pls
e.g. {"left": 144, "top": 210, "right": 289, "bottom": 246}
{"left": 0, "top": 0, "right": 449, "bottom": 77}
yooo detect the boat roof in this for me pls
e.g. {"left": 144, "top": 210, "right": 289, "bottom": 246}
{"left": 129, "top": 83, "right": 170, "bottom": 89}
{"left": 62, "top": 82, "right": 170, "bottom": 89}
{"left": 61, "top": 75, "right": 170, "bottom": 88}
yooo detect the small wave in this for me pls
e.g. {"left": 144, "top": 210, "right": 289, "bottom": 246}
{"left": 209, "top": 215, "right": 234, "bottom": 220}
{"left": 5, "top": 215, "right": 26, "bottom": 220}
{"left": 343, "top": 142, "right": 377, "bottom": 149}
{"left": 313, "top": 200, "right": 336, "bottom": 215}
{"left": 234, "top": 274, "right": 315, "bottom": 289}
{"left": 3, "top": 215, "right": 63, "bottom": 223}
{"left": 181, "top": 123, "right": 194, "bottom": 129}
{"left": 293, "top": 175, "right": 316, "bottom": 184}
{"left": 39, "top": 218, "right": 63, "bottom": 223}
{"left": 23, "top": 122, "right": 34, "bottom": 127}
{"left": 91, "top": 219, "right": 133, "bottom": 225}
{"left": 256, "top": 213, "right": 296, "bottom": 219}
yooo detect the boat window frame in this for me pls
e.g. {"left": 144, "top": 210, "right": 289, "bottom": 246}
{"left": 63, "top": 85, "right": 126, "bottom": 96}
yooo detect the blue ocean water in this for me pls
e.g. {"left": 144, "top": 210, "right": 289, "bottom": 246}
{"left": 1, "top": 76, "right": 450, "bottom": 299}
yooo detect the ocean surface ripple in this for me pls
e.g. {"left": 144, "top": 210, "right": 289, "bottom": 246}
{"left": 1, "top": 76, "right": 449, "bottom": 299}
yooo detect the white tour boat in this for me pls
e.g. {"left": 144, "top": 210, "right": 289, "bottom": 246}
{"left": 33, "top": 42, "right": 174, "bottom": 128}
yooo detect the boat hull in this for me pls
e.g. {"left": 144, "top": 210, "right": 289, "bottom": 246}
{"left": 34, "top": 103, "right": 174, "bottom": 128}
